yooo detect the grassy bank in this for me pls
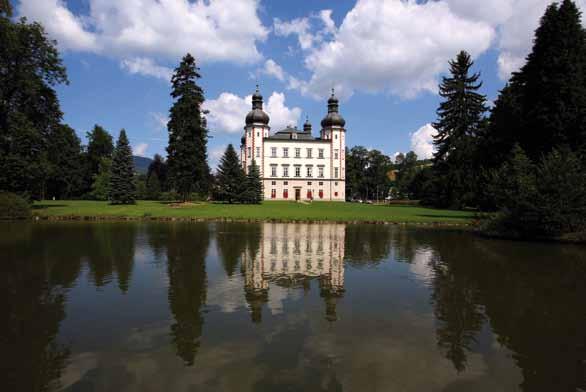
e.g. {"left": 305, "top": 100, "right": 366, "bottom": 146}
{"left": 32, "top": 200, "right": 475, "bottom": 225}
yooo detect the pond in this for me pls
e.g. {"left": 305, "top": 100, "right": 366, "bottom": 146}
{"left": 1, "top": 222, "right": 585, "bottom": 391}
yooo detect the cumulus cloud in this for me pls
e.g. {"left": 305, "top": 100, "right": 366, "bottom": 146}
{"left": 149, "top": 112, "right": 169, "bottom": 131}
{"left": 274, "top": 16, "right": 314, "bottom": 50}
{"left": 288, "top": 0, "right": 495, "bottom": 99}
{"left": 133, "top": 143, "right": 149, "bottom": 157}
{"left": 18, "top": 0, "right": 268, "bottom": 77}
{"left": 121, "top": 58, "right": 172, "bottom": 81}
{"left": 410, "top": 123, "right": 437, "bottom": 160}
{"left": 204, "top": 91, "right": 302, "bottom": 134}
{"left": 261, "top": 59, "right": 286, "bottom": 81}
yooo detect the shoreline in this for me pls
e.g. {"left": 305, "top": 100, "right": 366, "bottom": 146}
{"left": 31, "top": 214, "right": 475, "bottom": 227}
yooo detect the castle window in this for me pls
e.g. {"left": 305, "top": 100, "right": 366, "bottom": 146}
{"left": 283, "top": 189, "right": 288, "bottom": 198}
{"left": 271, "top": 147, "right": 277, "bottom": 157}
{"left": 271, "top": 181, "right": 276, "bottom": 186}
{"left": 247, "top": 147, "right": 251, "bottom": 158}
{"left": 307, "top": 167, "right": 312, "bottom": 177}
{"left": 283, "top": 166, "right": 289, "bottom": 177}
{"left": 307, "top": 148, "right": 312, "bottom": 158}
{"left": 334, "top": 149, "right": 339, "bottom": 159}
{"left": 295, "top": 167, "right": 301, "bottom": 177}
{"left": 283, "top": 147, "right": 289, "bottom": 157}
{"left": 318, "top": 149, "right": 324, "bottom": 158}
{"left": 307, "top": 182, "right": 312, "bottom": 186}
{"left": 335, "top": 134, "right": 338, "bottom": 139}
{"left": 295, "top": 148, "right": 301, "bottom": 158}
{"left": 284, "top": 181, "right": 288, "bottom": 185}
{"left": 271, "top": 189, "right": 276, "bottom": 199}
{"left": 256, "top": 147, "right": 260, "bottom": 157}
{"left": 334, "top": 167, "right": 339, "bottom": 178}
{"left": 271, "top": 166, "right": 277, "bottom": 177}
{"left": 318, "top": 167, "right": 324, "bottom": 178}
{"left": 319, "top": 181, "right": 323, "bottom": 186}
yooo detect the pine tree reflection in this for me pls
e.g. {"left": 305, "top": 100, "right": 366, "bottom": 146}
{"left": 239, "top": 223, "right": 345, "bottom": 323}
{"left": 165, "top": 223, "right": 210, "bottom": 366}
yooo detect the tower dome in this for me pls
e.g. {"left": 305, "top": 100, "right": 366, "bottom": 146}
{"left": 303, "top": 116, "right": 312, "bottom": 134}
{"left": 320, "top": 89, "right": 345, "bottom": 128}
{"left": 245, "top": 85, "right": 270, "bottom": 126}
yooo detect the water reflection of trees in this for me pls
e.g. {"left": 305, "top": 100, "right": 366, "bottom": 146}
{"left": 165, "top": 223, "right": 210, "bottom": 366}
{"left": 0, "top": 223, "right": 139, "bottom": 391}
{"left": 399, "top": 230, "right": 586, "bottom": 390}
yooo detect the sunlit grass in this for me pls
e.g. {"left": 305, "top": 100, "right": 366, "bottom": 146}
{"left": 32, "top": 200, "right": 475, "bottom": 224}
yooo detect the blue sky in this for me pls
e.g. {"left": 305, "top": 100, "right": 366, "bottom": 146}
{"left": 15, "top": 0, "right": 583, "bottom": 167}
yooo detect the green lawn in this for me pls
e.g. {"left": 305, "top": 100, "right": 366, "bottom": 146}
{"left": 32, "top": 200, "right": 475, "bottom": 224}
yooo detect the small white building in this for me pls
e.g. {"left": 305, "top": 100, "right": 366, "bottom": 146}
{"left": 240, "top": 87, "right": 346, "bottom": 201}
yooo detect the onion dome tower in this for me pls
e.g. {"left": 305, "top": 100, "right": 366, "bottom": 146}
{"left": 320, "top": 89, "right": 346, "bottom": 129}
{"left": 303, "top": 116, "right": 312, "bottom": 134}
{"left": 246, "top": 85, "right": 270, "bottom": 126}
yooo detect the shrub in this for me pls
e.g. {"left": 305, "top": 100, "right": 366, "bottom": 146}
{"left": 0, "top": 192, "right": 31, "bottom": 220}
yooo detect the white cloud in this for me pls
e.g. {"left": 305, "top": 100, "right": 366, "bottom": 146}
{"left": 121, "top": 58, "right": 172, "bottom": 81}
{"left": 288, "top": 0, "right": 495, "bottom": 99}
{"left": 204, "top": 91, "right": 302, "bottom": 134}
{"left": 18, "top": 0, "right": 268, "bottom": 77}
{"left": 262, "top": 59, "right": 285, "bottom": 81}
{"left": 410, "top": 123, "right": 437, "bottom": 160}
{"left": 18, "top": 0, "right": 99, "bottom": 51}
{"left": 446, "top": 0, "right": 586, "bottom": 79}
{"left": 274, "top": 16, "right": 314, "bottom": 50}
{"left": 133, "top": 143, "right": 149, "bottom": 157}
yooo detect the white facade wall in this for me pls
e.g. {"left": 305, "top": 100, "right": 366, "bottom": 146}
{"left": 241, "top": 125, "right": 346, "bottom": 201}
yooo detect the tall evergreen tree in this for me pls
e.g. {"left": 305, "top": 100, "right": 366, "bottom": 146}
{"left": 0, "top": 0, "right": 11, "bottom": 17}
{"left": 244, "top": 159, "right": 263, "bottom": 204}
{"left": 146, "top": 172, "right": 162, "bottom": 200}
{"left": 109, "top": 129, "right": 136, "bottom": 204}
{"left": 215, "top": 144, "right": 245, "bottom": 204}
{"left": 431, "top": 51, "right": 487, "bottom": 208}
{"left": 90, "top": 158, "right": 111, "bottom": 201}
{"left": 0, "top": 11, "right": 68, "bottom": 198}
{"left": 512, "top": 0, "right": 586, "bottom": 159}
{"left": 167, "top": 53, "right": 210, "bottom": 201}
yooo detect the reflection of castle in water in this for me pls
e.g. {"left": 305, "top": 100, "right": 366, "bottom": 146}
{"left": 241, "top": 223, "right": 345, "bottom": 323}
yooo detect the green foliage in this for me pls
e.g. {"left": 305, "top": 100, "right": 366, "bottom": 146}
{"left": 90, "top": 158, "right": 111, "bottom": 201}
{"left": 0, "top": 0, "right": 12, "bottom": 17}
{"left": 486, "top": 146, "right": 586, "bottom": 237}
{"left": 146, "top": 172, "right": 162, "bottom": 200}
{"left": 109, "top": 130, "right": 136, "bottom": 204}
{"left": 135, "top": 174, "right": 148, "bottom": 200}
{"left": 83, "top": 125, "right": 113, "bottom": 194}
{"left": 167, "top": 54, "right": 210, "bottom": 201}
{"left": 243, "top": 159, "right": 263, "bottom": 204}
{"left": 147, "top": 154, "right": 168, "bottom": 192}
{"left": 215, "top": 144, "right": 246, "bottom": 203}
{"left": 395, "top": 151, "right": 419, "bottom": 198}
{"left": 0, "top": 15, "right": 68, "bottom": 198}
{"left": 346, "top": 146, "right": 392, "bottom": 200}
{"left": 0, "top": 192, "right": 31, "bottom": 220}
{"left": 430, "top": 51, "right": 487, "bottom": 209}
{"left": 45, "top": 124, "right": 84, "bottom": 199}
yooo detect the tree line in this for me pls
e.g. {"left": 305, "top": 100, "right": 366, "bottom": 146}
{"left": 0, "top": 2, "right": 260, "bottom": 205}
{"left": 381, "top": 0, "right": 586, "bottom": 238}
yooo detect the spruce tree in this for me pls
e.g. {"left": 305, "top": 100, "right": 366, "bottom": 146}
{"left": 244, "top": 159, "right": 263, "bottom": 204}
{"left": 431, "top": 51, "right": 487, "bottom": 208}
{"left": 45, "top": 124, "right": 84, "bottom": 199}
{"left": 167, "top": 54, "right": 210, "bottom": 201}
{"left": 109, "top": 129, "right": 136, "bottom": 204}
{"left": 146, "top": 172, "right": 162, "bottom": 200}
{"left": 215, "top": 144, "right": 245, "bottom": 204}
{"left": 147, "top": 154, "right": 168, "bottom": 191}
{"left": 525, "top": 0, "right": 586, "bottom": 157}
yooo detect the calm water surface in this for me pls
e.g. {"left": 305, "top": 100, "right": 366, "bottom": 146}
{"left": 1, "top": 222, "right": 585, "bottom": 391}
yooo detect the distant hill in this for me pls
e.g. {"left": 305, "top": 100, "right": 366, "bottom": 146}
{"left": 133, "top": 156, "right": 153, "bottom": 174}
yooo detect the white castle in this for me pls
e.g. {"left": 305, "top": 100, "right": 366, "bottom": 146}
{"left": 240, "top": 87, "right": 346, "bottom": 201}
